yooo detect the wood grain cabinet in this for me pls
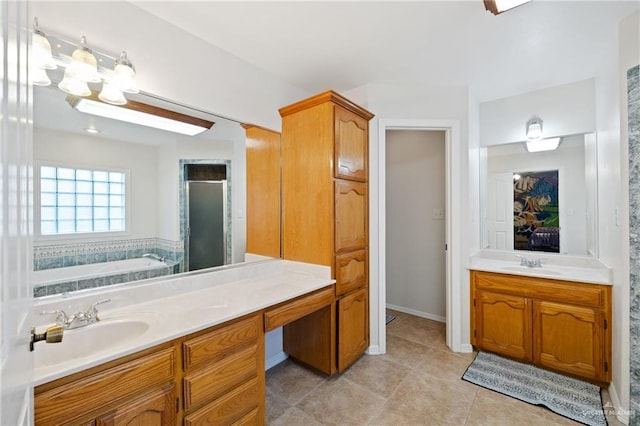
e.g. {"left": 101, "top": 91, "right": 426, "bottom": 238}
{"left": 35, "top": 345, "right": 177, "bottom": 425}
{"left": 280, "top": 90, "right": 374, "bottom": 374}
{"left": 470, "top": 270, "right": 612, "bottom": 385}
{"left": 182, "top": 314, "right": 264, "bottom": 425}
{"left": 35, "top": 313, "right": 265, "bottom": 426}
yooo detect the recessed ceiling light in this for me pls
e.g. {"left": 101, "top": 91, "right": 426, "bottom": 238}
{"left": 84, "top": 127, "right": 100, "bottom": 134}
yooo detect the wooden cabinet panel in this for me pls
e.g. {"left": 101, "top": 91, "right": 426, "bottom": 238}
{"left": 283, "top": 303, "right": 336, "bottom": 375}
{"left": 183, "top": 316, "right": 260, "bottom": 371}
{"left": 533, "top": 301, "right": 605, "bottom": 382}
{"left": 35, "top": 348, "right": 175, "bottom": 425}
{"left": 281, "top": 101, "right": 335, "bottom": 267}
{"left": 184, "top": 344, "right": 258, "bottom": 411}
{"left": 244, "top": 125, "right": 281, "bottom": 258}
{"left": 97, "top": 384, "right": 176, "bottom": 426}
{"left": 184, "top": 377, "right": 259, "bottom": 426}
{"left": 264, "top": 286, "right": 335, "bottom": 332}
{"left": 335, "top": 249, "right": 368, "bottom": 297}
{"left": 335, "top": 180, "right": 368, "bottom": 254}
{"left": 334, "top": 106, "right": 368, "bottom": 182}
{"left": 337, "top": 288, "right": 368, "bottom": 372}
{"left": 475, "top": 291, "right": 532, "bottom": 362}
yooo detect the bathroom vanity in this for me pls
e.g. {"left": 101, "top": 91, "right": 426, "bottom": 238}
{"left": 32, "top": 260, "right": 335, "bottom": 425}
{"left": 469, "top": 252, "right": 612, "bottom": 385}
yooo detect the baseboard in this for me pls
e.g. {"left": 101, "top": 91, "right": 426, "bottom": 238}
{"left": 265, "top": 351, "right": 288, "bottom": 371}
{"left": 386, "top": 303, "right": 446, "bottom": 323}
{"left": 366, "top": 344, "right": 381, "bottom": 355}
{"left": 607, "top": 381, "right": 630, "bottom": 425}
{"left": 459, "top": 343, "right": 474, "bottom": 353}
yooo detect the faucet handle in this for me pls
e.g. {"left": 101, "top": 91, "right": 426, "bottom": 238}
{"left": 40, "top": 309, "right": 69, "bottom": 326}
{"left": 88, "top": 298, "right": 111, "bottom": 321}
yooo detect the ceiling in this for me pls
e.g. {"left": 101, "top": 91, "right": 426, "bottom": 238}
{"left": 130, "top": 1, "right": 639, "bottom": 103}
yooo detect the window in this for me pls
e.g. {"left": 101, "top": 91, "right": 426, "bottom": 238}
{"left": 40, "top": 166, "right": 126, "bottom": 236}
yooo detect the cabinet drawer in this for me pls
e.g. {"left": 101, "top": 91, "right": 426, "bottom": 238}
{"left": 335, "top": 250, "right": 367, "bottom": 296}
{"left": 184, "top": 377, "right": 259, "bottom": 426}
{"left": 264, "top": 286, "right": 334, "bottom": 332}
{"left": 472, "top": 271, "right": 608, "bottom": 308}
{"left": 35, "top": 347, "right": 175, "bottom": 425}
{"left": 232, "top": 408, "right": 260, "bottom": 426}
{"left": 184, "top": 344, "right": 258, "bottom": 411}
{"left": 183, "top": 315, "right": 260, "bottom": 371}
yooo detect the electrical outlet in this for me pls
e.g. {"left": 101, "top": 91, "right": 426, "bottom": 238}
{"left": 432, "top": 208, "right": 445, "bottom": 220}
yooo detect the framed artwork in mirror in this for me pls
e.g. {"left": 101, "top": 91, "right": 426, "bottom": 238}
{"left": 513, "top": 170, "right": 559, "bottom": 253}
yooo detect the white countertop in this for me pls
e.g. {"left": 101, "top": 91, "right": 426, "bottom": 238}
{"left": 33, "top": 259, "right": 334, "bottom": 386}
{"left": 467, "top": 250, "right": 612, "bottom": 285}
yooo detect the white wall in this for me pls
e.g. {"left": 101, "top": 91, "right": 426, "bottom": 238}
{"left": 486, "top": 135, "right": 588, "bottom": 255}
{"left": 386, "top": 130, "right": 446, "bottom": 321}
{"left": 30, "top": 1, "right": 310, "bottom": 130}
{"left": 616, "top": 10, "right": 640, "bottom": 421}
{"left": 480, "top": 79, "right": 596, "bottom": 146}
{"left": 34, "top": 128, "right": 158, "bottom": 244}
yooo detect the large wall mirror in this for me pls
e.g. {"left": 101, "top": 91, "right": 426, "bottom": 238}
{"left": 480, "top": 133, "right": 598, "bottom": 257}
{"left": 33, "top": 83, "right": 276, "bottom": 297}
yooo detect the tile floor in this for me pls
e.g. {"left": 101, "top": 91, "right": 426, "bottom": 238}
{"left": 266, "top": 309, "right": 623, "bottom": 425}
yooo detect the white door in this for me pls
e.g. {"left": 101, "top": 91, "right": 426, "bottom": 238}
{"left": 486, "top": 172, "right": 513, "bottom": 250}
{"left": 1, "top": 1, "right": 34, "bottom": 424}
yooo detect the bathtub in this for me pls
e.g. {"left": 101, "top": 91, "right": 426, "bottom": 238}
{"left": 34, "top": 258, "right": 174, "bottom": 297}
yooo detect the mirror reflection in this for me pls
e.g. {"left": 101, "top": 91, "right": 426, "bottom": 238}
{"left": 33, "top": 84, "right": 255, "bottom": 297}
{"left": 482, "top": 133, "right": 598, "bottom": 257}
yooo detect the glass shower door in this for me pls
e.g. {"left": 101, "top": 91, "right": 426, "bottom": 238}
{"left": 185, "top": 181, "right": 226, "bottom": 271}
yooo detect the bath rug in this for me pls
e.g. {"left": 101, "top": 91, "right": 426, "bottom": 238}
{"left": 385, "top": 314, "right": 396, "bottom": 324}
{"left": 462, "top": 351, "right": 607, "bottom": 426}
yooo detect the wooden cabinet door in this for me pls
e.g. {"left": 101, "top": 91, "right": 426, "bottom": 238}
{"left": 97, "top": 384, "right": 176, "bottom": 426}
{"left": 533, "top": 300, "right": 606, "bottom": 382}
{"left": 475, "top": 290, "right": 532, "bottom": 362}
{"left": 337, "top": 287, "right": 368, "bottom": 372}
{"left": 334, "top": 106, "right": 368, "bottom": 182}
{"left": 335, "top": 180, "right": 368, "bottom": 254}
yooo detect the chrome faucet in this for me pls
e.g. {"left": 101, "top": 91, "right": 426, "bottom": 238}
{"left": 41, "top": 299, "right": 111, "bottom": 330}
{"left": 142, "top": 253, "right": 165, "bottom": 262}
{"left": 517, "top": 256, "right": 543, "bottom": 268}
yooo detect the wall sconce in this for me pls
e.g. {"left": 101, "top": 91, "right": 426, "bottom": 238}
{"left": 524, "top": 116, "right": 560, "bottom": 152}
{"left": 525, "top": 116, "right": 543, "bottom": 140}
{"left": 31, "top": 18, "right": 138, "bottom": 106}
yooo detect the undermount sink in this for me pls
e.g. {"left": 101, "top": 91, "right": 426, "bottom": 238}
{"left": 34, "top": 319, "right": 150, "bottom": 368}
{"left": 500, "top": 266, "right": 563, "bottom": 276}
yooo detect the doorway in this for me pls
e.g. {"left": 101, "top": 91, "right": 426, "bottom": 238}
{"left": 385, "top": 130, "right": 446, "bottom": 322}
{"left": 376, "top": 119, "right": 465, "bottom": 356}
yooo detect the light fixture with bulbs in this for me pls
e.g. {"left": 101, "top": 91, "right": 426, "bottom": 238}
{"left": 484, "top": 0, "right": 532, "bottom": 15}
{"left": 524, "top": 116, "right": 561, "bottom": 152}
{"left": 30, "top": 18, "right": 139, "bottom": 107}
{"left": 66, "top": 93, "right": 215, "bottom": 136}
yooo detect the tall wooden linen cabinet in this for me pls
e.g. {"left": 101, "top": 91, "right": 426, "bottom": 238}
{"left": 280, "top": 90, "right": 374, "bottom": 374}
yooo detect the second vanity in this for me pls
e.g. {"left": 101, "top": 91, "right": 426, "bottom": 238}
{"left": 468, "top": 251, "right": 613, "bottom": 386}
{"left": 32, "top": 259, "right": 335, "bottom": 425}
